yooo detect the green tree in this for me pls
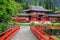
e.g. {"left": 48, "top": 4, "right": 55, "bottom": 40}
{"left": 55, "top": 7, "right": 60, "bottom": 11}
{"left": 14, "top": 0, "right": 60, "bottom": 11}
{"left": 43, "top": 0, "right": 55, "bottom": 11}
{"left": 0, "top": 0, "right": 21, "bottom": 33}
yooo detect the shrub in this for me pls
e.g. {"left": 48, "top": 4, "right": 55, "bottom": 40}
{"left": 30, "top": 22, "right": 35, "bottom": 26}
{"left": 21, "top": 20, "right": 27, "bottom": 23}
{"left": 0, "top": 22, "right": 8, "bottom": 33}
{"left": 51, "top": 19, "right": 56, "bottom": 23}
{"left": 12, "top": 21, "right": 19, "bottom": 26}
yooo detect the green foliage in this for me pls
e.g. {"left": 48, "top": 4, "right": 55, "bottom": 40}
{"left": 15, "top": 0, "right": 30, "bottom": 10}
{"left": 21, "top": 20, "right": 27, "bottom": 23}
{"left": 0, "top": 0, "right": 20, "bottom": 33}
{"left": 15, "top": 0, "right": 60, "bottom": 11}
{"left": 42, "top": 0, "right": 55, "bottom": 11}
{"left": 0, "top": 22, "right": 8, "bottom": 33}
{"left": 51, "top": 19, "right": 56, "bottom": 23}
{"left": 30, "top": 22, "right": 35, "bottom": 26}
{"left": 55, "top": 7, "right": 60, "bottom": 11}
{"left": 12, "top": 21, "right": 19, "bottom": 26}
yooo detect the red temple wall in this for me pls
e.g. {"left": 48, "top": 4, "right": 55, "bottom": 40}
{"left": 31, "top": 16, "right": 37, "bottom": 21}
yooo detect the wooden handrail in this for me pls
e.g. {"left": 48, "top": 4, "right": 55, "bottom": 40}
{"left": 42, "top": 31, "right": 54, "bottom": 40}
{"left": 0, "top": 30, "right": 7, "bottom": 36}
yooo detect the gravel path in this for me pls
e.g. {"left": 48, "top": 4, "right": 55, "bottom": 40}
{"left": 10, "top": 26, "right": 38, "bottom": 40}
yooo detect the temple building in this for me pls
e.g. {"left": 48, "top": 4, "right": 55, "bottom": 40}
{"left": 12, "top": 6, "right": 60, "bottom": 23}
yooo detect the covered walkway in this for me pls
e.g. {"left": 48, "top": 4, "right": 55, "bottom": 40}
{"left": 10, "top": 26, "right": 38, "bottom": 40}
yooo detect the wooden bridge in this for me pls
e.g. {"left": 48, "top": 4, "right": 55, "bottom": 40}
{"left": 10, "top": 26, "right": 38, "bottom": 40}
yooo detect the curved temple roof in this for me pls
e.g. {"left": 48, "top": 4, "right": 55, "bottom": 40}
{"left": 55, "top": 11, "right": 60, "bottom": 13}
{"left": 24, "top": 6, "right": 52, "bottom": 12}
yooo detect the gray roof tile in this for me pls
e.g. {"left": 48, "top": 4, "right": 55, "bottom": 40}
{"left": 24, "top": 6, "right": 52, "bottom": 12}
